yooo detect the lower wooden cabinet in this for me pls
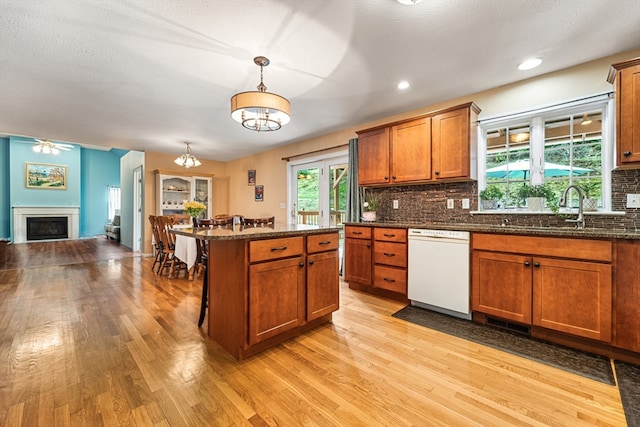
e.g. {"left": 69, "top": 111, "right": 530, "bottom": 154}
{"left": 307, "top": 239, "right": 340, "bottom": 321}
{"left": 472, "top": 233, "right": 612, "bottom": 343}
{"left": 614, "top": 239, "right": 640, "bottom": 352}
{"left": 472, "top": 251, "right": 532, "bottom": 324}
{"left": 249, "top": 256, "right": 305, "bottom": 345}
{"left": 344, "top": 225, "right": 407, "bottom": 300}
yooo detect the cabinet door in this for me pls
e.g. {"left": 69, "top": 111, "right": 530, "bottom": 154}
{"left": 532, "top": 257, "right": 611, "bottom": 342}
{"left": 391, "top": 117, "right": 431, "bottom": 183}
{"left": 431, "top": 107, "right": 470, "bottom": 180}
{"left": 614, "top": 239, "right": 640, "bottom": 351}
{"left": 307, "top": 251, "right": 339, "bottom": 321}
{"left": 617, "top": 62, "right": 640, "bottom": 165}
{"left": 193, "top": 177, "right": 212, "bottom": 218}
{"left": 358, "top": 127, "right": 390, "bottom": 185}
{"left": 472, "top": 251, "right": 532, "bottom": 324}
{"left": 345, "top": 238, "right": 372, "bottom": 285}
{"left": 249, "top": 256, "right": 305, "bottom": 345}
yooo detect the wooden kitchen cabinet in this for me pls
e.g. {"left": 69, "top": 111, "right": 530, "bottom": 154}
{"left": 372, "top": 227, "right": 408, "bottom": 294}
{"left": 249, "top": 255, "right": 305, "bottom": 345}
{"left": 608, "top": 57, "right": 640, "bottom": 167}
{"left": 307, "top": 233, "right": 340, "bottom": 321}
{"left": 472, "top": 250, "right": 532, "bottom": 324}
{"left": 614, "top": 239, "right": 640, "bottom": 352}
{"left": 472, "top": 233, "right": 612, "bottom": 342}
{"left": 431, "top": 103, "right": 479, "bottom": 181}
{"left": 345, "top": 226, "right": 408, "bottom": 300}
{"left": 357, "top": 117, "right": 430, "bottom": 185}
{"left": 344, "top": 225, "right": 372, "bottom": 286}
{"left": 356, "top": 102, "right": 479, "bottom": 186}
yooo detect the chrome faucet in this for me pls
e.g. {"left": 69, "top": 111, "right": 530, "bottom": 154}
{"left": 559, "top": 185, "right": 585, "bottom": 229}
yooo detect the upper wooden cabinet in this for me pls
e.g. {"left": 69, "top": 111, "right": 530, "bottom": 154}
{"left": 356, "top": 102, "right": 480, "bottom": 186}
{"left": 608, "top": 57, "right": 640, "bottom": 167}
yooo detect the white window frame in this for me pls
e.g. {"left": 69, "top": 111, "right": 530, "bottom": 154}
{"left": 478, "top": 93, "right": 615, "bottom": 212}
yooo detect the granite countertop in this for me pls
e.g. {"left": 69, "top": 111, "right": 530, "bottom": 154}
{"left": 170, "top": 223, "right": 341, "bottom": 241}
{"left": 344, "top": 222, "right": 640, "bottom": 240}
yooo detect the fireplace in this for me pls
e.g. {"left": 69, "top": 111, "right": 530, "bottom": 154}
{"left": 26, "top": 217, "right": 69, "bottom": 241}
{"left": 12, "top": 207, "right": 80, "bottom": 243}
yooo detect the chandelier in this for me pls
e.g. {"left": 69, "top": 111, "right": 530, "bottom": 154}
{"left": 33, "top": 138, "right": 73, "bottom": 154}
{"left": 230, "top": 56, "right": 291, "bottom": 132}
{"left": 174, "top": 142, "right": 201, "bottom": 169}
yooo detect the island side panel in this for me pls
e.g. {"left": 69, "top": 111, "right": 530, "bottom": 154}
{"left": 208, "top": 238, "right": 248, "bottom": 359}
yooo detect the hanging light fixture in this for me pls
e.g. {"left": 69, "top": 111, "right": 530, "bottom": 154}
{"left": 230, "top": 56, "right": 291, "bottom": 132}
{"left": 174, "top": 142, "right": 201, "bottom": 169}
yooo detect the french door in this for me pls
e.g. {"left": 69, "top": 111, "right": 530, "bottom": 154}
{"left": 288, "top": 153, "right": 348, "bottom": 227}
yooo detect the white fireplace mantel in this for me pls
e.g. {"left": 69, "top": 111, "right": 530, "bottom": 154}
{"left": 12, "top": 207, "right": 80, "bottom": 243}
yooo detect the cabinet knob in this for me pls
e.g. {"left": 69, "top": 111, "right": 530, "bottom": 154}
{"left": 624, "top": 151, "right": 632, "bottom": 157}
{"left": 384, "top": 176, "right": 389, "bottom": 180}
{"left": 366, "top": 243, "right": 371, "bottom": 248}
{"left": 524, "top": 261, "right": 530, "bottom": 266}
{"left": 434, "top": 171, "right": 440, "bottom": 176}
{"left": 534, "top": 262, "right": 540, "bottom": 268}
{"left": 299, "top": 262, "right": 305, "bottom": 267}
{"left": 309, "top": 260, "right": 315, "bottom": 266}
{"left": 392, "top": 175, "right": 396, "bottom": 180}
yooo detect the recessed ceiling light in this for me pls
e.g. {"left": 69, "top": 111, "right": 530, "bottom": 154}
{"left": 518, "top": 58, "right": 542, "bottom": 71}
{"left": 397, "top": 81, "right": 410, "bottom": 90}
{"left": 397, "top": 0, "right": 423, "bottom": 5}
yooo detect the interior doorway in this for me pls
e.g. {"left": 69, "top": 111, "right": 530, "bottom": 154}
{"left": 132, "top": 166, "right": 143, "bottom": 252}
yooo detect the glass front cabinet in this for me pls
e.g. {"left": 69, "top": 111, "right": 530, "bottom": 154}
{"left": 155, "top": 170, "right": 213, "bottom": 218}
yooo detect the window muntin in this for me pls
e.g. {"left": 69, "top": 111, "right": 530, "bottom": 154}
{"left": 479, "top": 95, "right": 612, "bottom": 212}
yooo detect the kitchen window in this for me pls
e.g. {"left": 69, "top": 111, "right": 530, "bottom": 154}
{"left": 478, "top": 94, "right": 614, "bottom": 211}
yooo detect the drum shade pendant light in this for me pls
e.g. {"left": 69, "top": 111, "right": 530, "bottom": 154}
{"left": 230, "top": 56, "right": 291, "bottom": 132}
{"left": 174, "top": 142, "right": 201, "bottom": 169}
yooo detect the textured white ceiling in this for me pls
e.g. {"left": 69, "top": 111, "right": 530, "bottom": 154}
{"left": 1, "top": 0, "right": 640, "bottom": 161}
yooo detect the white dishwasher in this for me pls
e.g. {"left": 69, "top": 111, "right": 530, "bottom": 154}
{"left": 407, "top": 228, "right": 471, "bottom": 319}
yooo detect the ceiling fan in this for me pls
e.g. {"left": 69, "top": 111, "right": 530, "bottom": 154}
{"left": 33, "top": 138, "right": 74, "bottom": 154}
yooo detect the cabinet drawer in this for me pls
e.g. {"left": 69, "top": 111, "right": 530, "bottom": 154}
{"left": 307, "top": 233, "right": 339, "bottom": 254}
{"left": 374, "top": 227, "right": 407, "bottom": 243}
{"left": 249, "top": 237, "right": 304, "bottom": 263}
{"left": 374, "top": 265, "right": 407, "bottom": 293}
{"left": 345, "top": 226, "right": 372, "bottom": 239}
{"left": 374, "top": 241, "right": 407, "bottom": 267}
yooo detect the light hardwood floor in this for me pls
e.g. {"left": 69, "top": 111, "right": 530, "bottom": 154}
{"left": 0, "top": 239, "right": 628, "bottom": 426}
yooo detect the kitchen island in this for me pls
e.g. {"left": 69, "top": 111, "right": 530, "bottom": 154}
{"left": 172, "top": 224, "right": 341, "bottom": 360}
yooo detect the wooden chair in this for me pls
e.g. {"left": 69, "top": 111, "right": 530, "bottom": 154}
{"left": 149, "top": 215, "right": 163, "bottom": 273}
{"left": 212, "top": 217, "right": 233, "bottom": 228}
{"left": 242, "top": 216, "right": 275, "bottom": 227}
{"left": 168, "top": 213, "right": 191, "bottom": 225}
{"left": 156, "top": 216, "right": 187, "bottom": 277}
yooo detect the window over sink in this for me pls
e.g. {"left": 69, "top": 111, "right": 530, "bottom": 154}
{"left": 478, "top": 93, "right": 614, "bottom": 212}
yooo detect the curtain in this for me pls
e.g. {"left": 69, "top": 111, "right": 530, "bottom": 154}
{"left": 108, "top": 186, "right": 121, "bottom": 220}
{"left": 345, "top": 138, "right": 361, "bottom": 223}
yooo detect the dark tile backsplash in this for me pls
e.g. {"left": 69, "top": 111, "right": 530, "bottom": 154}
{"left": 371, "top": 169, "right": 640, "bottom": 232}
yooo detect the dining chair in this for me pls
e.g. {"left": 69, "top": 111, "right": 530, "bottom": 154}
{"left": 241, "top": 216, "right": 275, "bottom": 227}
{"left": 149, "top": 215, "right": 163, "bottom": 273}
{"left": 156, "top": 215, "right": 188, "bottom": 277}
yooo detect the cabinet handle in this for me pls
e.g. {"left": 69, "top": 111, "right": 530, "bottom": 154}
{"left": 383, "top": 252, "right": 395, "bottom": 257}
{"left": 392, "top": 175, "right": 396, "bottom": 180}
{"left": 352, "top": 231, "right": 363, "bottom": 235}
{"left": 309, "top": 260, "right": 315, "bottom": 266}
{"left": 384, "top": 175, "right": 389, "bottom": 180}
{"left": 271, "top": 246, "right": 287, "bottom": 251}
{"left": 383, "top": 233, "right": 395, "bottom": 237}
{"left": 624, "top": 151, "right": 632, "bottom": 157}
{"left": 524, "top": 261, "right": 530, "bottom": 266}
{"left": 533, "top": 262, "right": 540, "bottom": 268}
{"left": 299, "top": 262, "right": 305, "bottom": 267}
{"left": 366, "top": 243, "right": 371, "bottom": 248}
{"left": 434, "top": 171, "right": 440, "bottom": 176}
{"left": 383, "top": 277, "right": 396, "bottom": 282}
{"left": 318, "top": 241, "right": 332, "bottom": 245}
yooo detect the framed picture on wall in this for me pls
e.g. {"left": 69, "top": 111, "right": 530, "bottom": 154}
{"left": 255, "top": 185, "right": 264, "bottom": 202}
{"left": 248, "top": 170, "right": 256, "bottom": 185}
{"left": 25, "top": 162, "right": 67, "bottom": 190}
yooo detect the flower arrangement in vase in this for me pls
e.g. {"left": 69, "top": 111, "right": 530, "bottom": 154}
{"left": 183, "top": 200, "right": 206, "bottom": 218}
{"left": 362, "top": 189, "right": 380, "bottom": 222}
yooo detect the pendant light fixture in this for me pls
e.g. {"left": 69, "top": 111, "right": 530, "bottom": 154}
{"left": 230, "top": 56, "right": 291, "bottom": 132}
{"left": 174, "top": 142, "right": 201, "bottom": 169}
